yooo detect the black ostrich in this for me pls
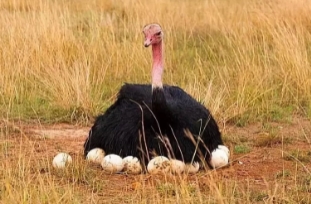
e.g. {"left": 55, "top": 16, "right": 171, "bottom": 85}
{"left": 84, "top": 23, "right": 224, "bottom": 167}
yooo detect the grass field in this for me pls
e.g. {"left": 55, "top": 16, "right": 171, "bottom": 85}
{"left": 1, "top": 0, "right": 311, "bottom": 203}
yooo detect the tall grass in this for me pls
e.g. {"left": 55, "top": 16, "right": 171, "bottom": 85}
{"left": 1, "top": 0, "right": 311, "bottom": 124}
{"left": 2, "top": 1, "right": 311, "bottom": 203}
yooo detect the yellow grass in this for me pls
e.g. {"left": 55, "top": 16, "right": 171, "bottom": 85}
{"left": 0, "top": 0, "right": 311, "bottom": 123}
{"left": 1, "top": 120, "right": 311, "bottom": 203}
{"left": 1, "top": 0, "right": 311, "bottom": 203}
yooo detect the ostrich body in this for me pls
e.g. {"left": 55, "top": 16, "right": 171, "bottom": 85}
{"left": 84, "top": 24, "right": 224, "bottom": 166}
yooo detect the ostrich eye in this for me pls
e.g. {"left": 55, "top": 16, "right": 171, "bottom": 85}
{"left": 155, "top": 31, "right": 161, "bottom": 36}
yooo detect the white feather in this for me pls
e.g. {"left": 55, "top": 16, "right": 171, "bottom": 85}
{"left": 210, "top": 148, "right": 229, "bottom": 169}
{"left": 218, "top": 145, "right": 230, "bottom": 158}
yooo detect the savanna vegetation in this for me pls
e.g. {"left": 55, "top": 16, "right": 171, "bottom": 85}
{"left": 1, "top": 0, "right": 311, "bottom": 203}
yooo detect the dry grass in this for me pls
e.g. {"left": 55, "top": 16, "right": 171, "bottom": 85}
{"left": 1, "top": 118, "right": 311, "bottom": 203}
{"left": 1, "top": 0, "right": 311, "bottom": 203}
{"left": 1, "top": 0, "right": 311, "bottom": 124}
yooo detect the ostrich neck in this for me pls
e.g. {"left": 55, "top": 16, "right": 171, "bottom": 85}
{"left": 150, "top": 40, "right": 171, "bottom": 128}
{"left": 151, "top": 42, "right": 163, "bottom": 89}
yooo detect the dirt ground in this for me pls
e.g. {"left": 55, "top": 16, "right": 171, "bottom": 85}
{"left": 23, "top": 116, "right": 311, "bottom": 177}
{"left": 16, "top": 116, "right": 311, "bottom": 174}
{"left": 3, "top": 116, "right": 311, "bottom": 203}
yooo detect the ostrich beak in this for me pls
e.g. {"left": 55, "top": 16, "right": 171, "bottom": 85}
{"left": 144, "top": 38, "right": 152, "bottom": 47}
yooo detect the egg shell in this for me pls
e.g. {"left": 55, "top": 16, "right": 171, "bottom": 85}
{"left": 123, "top": 156, "right": 142, "bottom": 174}
{"left": 101, "top": 154, "right": 124, "bottom": 173}
{"left": 147, "top": 156, "right": 170, "bottom": 174}
{"left": 52, "top": 153, "right": 72, "bottom": 168}
{"left": 184, "top": 162, "right": 200, "bottom": 174}
{"left": 170, "top": 159, "right": 185, "bottom": 174}
{"left": 86, "top": 148, "right": 105, "bottom": 164}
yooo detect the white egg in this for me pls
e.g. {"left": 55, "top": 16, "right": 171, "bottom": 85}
{"left": 170, "top": 159, "right": 185, "bottom": 174}
{"left": 184, "top": 162, "right": 200, "bottom": 174}
{"left": 52, "top": 153, "right": 72, "bottom": 169}
{"left": 86, "top": 148, "right": 105, "bottom": 164}
{"left": 123, "top": 156, "right": 142, "bottom": 174}
{"left": 147, "top": 156, "right": 170, "bottom": 174}
{"left": 210, "top": 148, "right": 229, "bottom": 169}
{"left": 218, "top": 145, "right": 230, "bottom": 158}
{"left": 101, "top": 154, "right": 124, "bottom": 173}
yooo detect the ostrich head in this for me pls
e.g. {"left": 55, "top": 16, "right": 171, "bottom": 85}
{"left": 143, "top": 23, "right": 164, "bottom": 88}
{"left": 143, "top": 23, "right": 163, "bottom": 47}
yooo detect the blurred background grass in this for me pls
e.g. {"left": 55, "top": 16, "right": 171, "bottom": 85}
{"left": 1, "top": 0, "right": 311, "bottom": 125}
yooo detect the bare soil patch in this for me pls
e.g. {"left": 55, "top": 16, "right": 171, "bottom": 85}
{"left": 2, "top": 116, "right": 311, "bottom": 203}
{"left": 12, "top": 116, "right": 311, "bottom": 179}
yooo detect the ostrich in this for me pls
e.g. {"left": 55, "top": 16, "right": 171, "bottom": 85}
{"left": 84, "top": 23, "right": 224, "bottom": 168}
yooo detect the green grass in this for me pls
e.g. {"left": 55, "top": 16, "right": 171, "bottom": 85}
{"left": 234, "top": 145, "right": 251, "bottom": 154}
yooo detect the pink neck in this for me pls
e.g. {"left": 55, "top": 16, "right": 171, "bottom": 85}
{"left": 151, "top": 41, "right": 163, "bottom": 89}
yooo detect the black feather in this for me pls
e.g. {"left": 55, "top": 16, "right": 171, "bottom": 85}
{"left": 84, "top": 83, "right": 223, "bottom": 165}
